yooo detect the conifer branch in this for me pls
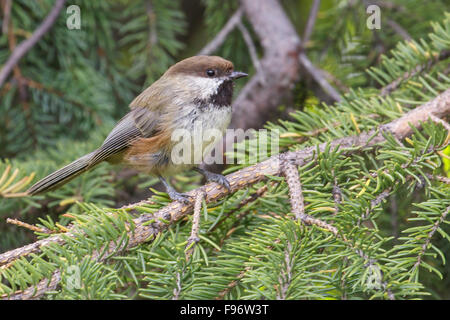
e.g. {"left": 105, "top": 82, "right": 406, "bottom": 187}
{"left": 276, "top": 240, "right": 293, "bottom": 300}
{"left": 411, "top": 205, "right": 450, "bottom": 275}
{"left": 6, "top": 218, "right": 52, "bottom": 234}
{"left": 1, "top": 0, "right": 11, "bottom": 35}
{"left": 1, "top": 88, "right": 449, "bottom": 299}
{"left": 380, "top": 49, "right": 450, "bottom": 97}
{"left": 209, "top": 184, "right": 270, "bottom": 234}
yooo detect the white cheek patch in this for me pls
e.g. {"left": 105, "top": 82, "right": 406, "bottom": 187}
{"left": 182, "top": 76, "right": 225, "bottom": 100}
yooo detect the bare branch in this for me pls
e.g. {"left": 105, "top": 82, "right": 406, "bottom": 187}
{"left": 237, "top": 21, "right": 265, "bottom": 83}
{"left": 185, "top": 191, "right": 204, "bottom": 260}
{"left": 299, "top": 53, "right": 342, "bottom": 102}
{"left": 386, "top": 19, "right": 412, "bottom": 41}
{"left": 0, "top": 0, "right": 66, "bottom": 88}
{"left": 281, "top": 161, "right": 305, "bottom": 220}
{"left": 276, "top": 240, "right": 293, "bottom": 300}
{"left": 1, "top": 0, "right": 11, "bottom": 35}
{"left": 6, "top": 218, "right": 52, "bottom": 234}
{"left": 302, "top": 0, "right": 321, "bottom": 45}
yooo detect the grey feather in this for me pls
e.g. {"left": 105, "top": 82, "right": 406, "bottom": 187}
{"left": 28, "top": 107, "right": 159, "bottom": 195}
{"left": 27, "top": 151, "right": 96, "bottom": 195}
{"left": 89, "top": 107, "right": 159, "bottom": 164}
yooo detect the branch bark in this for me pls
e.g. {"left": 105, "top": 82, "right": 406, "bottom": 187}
{"left": 302, "top": 0, "right": 321, "bottom": 45}
{"left": 0, "top": 0, "right": 66, "bottom": 88}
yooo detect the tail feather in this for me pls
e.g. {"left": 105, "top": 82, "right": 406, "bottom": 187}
{"left": 27, "top": 151, "right": 97, "bottom": 195}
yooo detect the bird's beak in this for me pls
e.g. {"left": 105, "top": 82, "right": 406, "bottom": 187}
{"left": 229, "top": 71, "right": 248, "bottom": 80}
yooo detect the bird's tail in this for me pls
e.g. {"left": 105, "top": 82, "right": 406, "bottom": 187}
{"left": 27, "top": 151, "right": 97, "bottom": 195}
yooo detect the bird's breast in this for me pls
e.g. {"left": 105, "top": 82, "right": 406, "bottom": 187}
{"left": 172, "top": 102, "right": 232, "bottom": 153}
{"left": 125, "top": 102, "right": 231, "bottom": 175}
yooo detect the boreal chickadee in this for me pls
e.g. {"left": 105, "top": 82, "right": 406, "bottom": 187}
{"left": 27, "top": 56, "right": 248, "bottom": 203}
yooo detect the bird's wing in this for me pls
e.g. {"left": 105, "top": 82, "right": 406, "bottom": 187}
{"left": 89, "top": 106, "right": 160, "bottom": 165}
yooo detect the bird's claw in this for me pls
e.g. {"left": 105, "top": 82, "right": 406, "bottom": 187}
{"left": 168, "top": 190, "right": 193, "bottom": 204}
{"left": 205, "top": 172, "right": 231, "bottom": 192}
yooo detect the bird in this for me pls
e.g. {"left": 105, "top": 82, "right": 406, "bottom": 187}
{"left": 27, "top": 55, "right": 248, "bottom": 203}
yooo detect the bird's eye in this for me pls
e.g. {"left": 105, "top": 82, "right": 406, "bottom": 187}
{"left": 206, "top": 69, "right": 215, "bottom": 77}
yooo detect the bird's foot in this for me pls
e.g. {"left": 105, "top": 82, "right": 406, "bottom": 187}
{"left": 195, "top": 168, "right": 231, "bottom": 192}
{"left": 159, "top": 176, "right": 193, "bottom": 204}
{"left": 167, "top": 189, "right": 193, "bottom": 204}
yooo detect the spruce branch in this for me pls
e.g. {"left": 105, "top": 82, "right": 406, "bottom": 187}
{"left": 302, "top": 0, "right": 321, "bottom": 46}
{"left": 411, "top": 205, "right": 450, "bottom": 276}
{"left": 1, "top": 88, "right": 449, "bottom": 299}
{"left": 276, "top": 240, "right": 294, "bottom": 300}
{"left": 1, "top": 0, "right": 11, "bottom": 35}
{"left": 237, "top": 21, "right": 265, "bottom": 84}
{"left": 6, "top": 218, "right": 52, "bottom": 234}
{"left": 426, "top": 174, "right": 450, "bottom": 184}
{"left": 380, "top": 49, "right": 450, "bottom": 97}
{"left": 216, "top": 266, "right": 250, "bottom": 300}
{"left": 298, "top": 53, "right": 342, "bottom": 103}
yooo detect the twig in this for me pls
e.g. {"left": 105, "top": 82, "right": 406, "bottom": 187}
{"left": 386, "top": 19, "right": 412, "bottom": 41}
{"left": 6, "top": 218, "right": 52, "bottom": 234}
{"left": 237, "top": 21, "right": 265, "bottom": 84}
{"left": 276, "top": 240, "right": 293, "bottom": 300}
{"left": 198, "top": 7, "right": 243, "bottom": 55}
{"left": 321, "top": 69, "right": 350, "bottom": 93}
{"left": 185, "top": 191, "right": 204, "bottom": 260}
{"left": 331, "top": 168, "right": 342, "bottom": 215}
{"left": 299, "top": 53, "right": 342, "bottom": 102}
{"left": 0, "top": 0, "right": 66, "bottom": 88}
{"left": 380, "top": 49, "right": 450, "bottom": 97}
{"left": 302, "top": 0, "right": 320, "bottom": 46}
{"left": 4, "top": 270, "right": 61, "bottom": 300}
{"left": 426, "top": 174, "right": 450, "bottom": 185}
{"left": 301, "top": 215, "right": 339, "bottom": 236}
{"left": 172, "top": 271, "right": 182, "bottom": 300}
{"left": 281, "top": 160, "right": 305, "bottom": 220}
{"left": 215, "top": 266, "right": 250, "bottom": 300}
{"left": 358, "top": 188, "right": 392, "bottom": 226}
{"left": 209, "top": 184, "right": 270, "bottom": 233}
{"left": 411, "top": 205, "right": 450, "bottom": 275}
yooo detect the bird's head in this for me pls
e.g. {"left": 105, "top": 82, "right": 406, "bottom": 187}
{"left": 163, "top": 55, "right": 248, "bottom": 107}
